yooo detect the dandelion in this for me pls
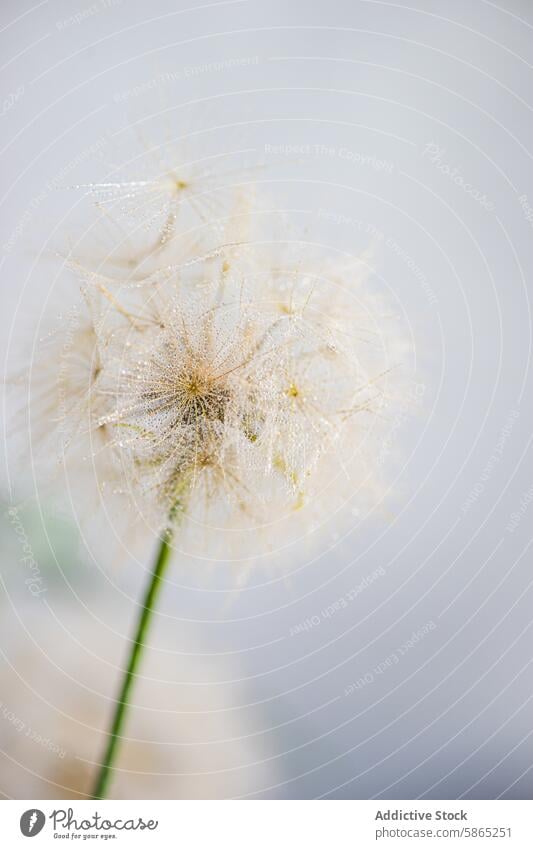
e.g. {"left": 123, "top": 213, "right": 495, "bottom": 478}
{"left": 26, "top": 176, "right": 410, "bottom": 799}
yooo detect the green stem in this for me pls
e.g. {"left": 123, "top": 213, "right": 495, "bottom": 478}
{"left": 91, "top": 527, "right": 174, "bottom": 799}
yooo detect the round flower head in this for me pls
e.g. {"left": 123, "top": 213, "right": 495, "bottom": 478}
{"left": 53, "top": 226, "right": 409, "bottom": 565}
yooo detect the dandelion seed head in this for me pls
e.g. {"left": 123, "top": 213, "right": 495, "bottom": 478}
{"left": 20, "top": 163, "right": 414, "bottom": 568}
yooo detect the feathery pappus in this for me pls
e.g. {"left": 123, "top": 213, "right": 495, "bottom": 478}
{"left": 27, "top": 184, "right": 412, "bottom": 565}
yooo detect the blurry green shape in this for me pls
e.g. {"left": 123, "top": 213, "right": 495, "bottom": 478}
{"left": 0, "top": 497, "right": 85, "bottom": 597}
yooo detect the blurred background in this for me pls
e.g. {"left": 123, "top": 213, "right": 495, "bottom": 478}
{"left": 1, "top": 0, "right": 533, "bottom": 799}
